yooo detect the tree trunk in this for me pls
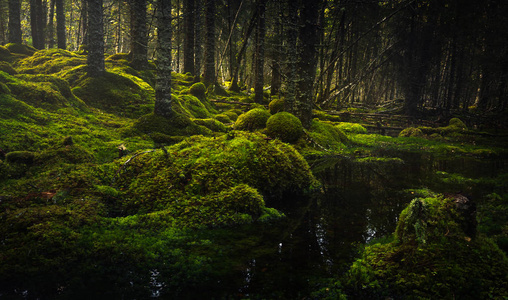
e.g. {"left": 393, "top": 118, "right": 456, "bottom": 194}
{"left": 48, "top": 0, "right": 55, "bottom": 48}
{"left": 8, "top": 0, "right": 22, "bottom": 44}
{"left": 270, "top": 1, "right": 283, "bottom": 96}
{"left": 183, "top": 0, "right": 195, "bottom": 74}
{"left": 295, "top": 0, "right": 319, "bottom": 128}
{"left": 129, "top": 0, "right": 147, "bottom": 69}
{"left": 284, "top": 0, "right": 298, "bottom": 113}
{"left": 203, "top": 0, "right": 216, "bottom": 86}
{"left": 154, "top": 0, "right": 173, "bottom": 118}
{"left": 87, "top": 0, "right": 105, "bottom": 77}
{"left": 253, "top": 0, "right": 266, "bottom": 104}
{"left": 78, "top": 0, "right": 88, "bottom": 48}
{"left": 30, "top": 0, "right": 45, "bottom": 49}
{"left": 56, "top": 0, "right": 66, "bottom": 49}
{"left": 194, "top": 0, "right": 203, "bottom": 81}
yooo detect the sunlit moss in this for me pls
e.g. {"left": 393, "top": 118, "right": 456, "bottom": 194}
{"left": 265, "top": 112, "right": 303, "bottom": 143}
{"left": 268, "top": 97, "right": 284, "bottom": 114}
{"left": 0, "top": 61, "right": 17, "bottom": 75}
{"left": 336, "top": 122, "right": 367, "bottom": 134}
{"left": 234, "top": 108, "right": 271, "bottom": 131}
{"left": 16, "top": 49, "right": 86, "bottom": 74}
{"left": 398, "top": 127, "right": 424, "bottom": 137}
{"left": 306, "top": 120, "right": 348, "bottom": 153}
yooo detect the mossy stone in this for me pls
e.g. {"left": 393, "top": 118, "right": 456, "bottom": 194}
{"left": 398, "top": 127, "right": 424, "bottom": 137}
{"left": 234, "top": 108, "right": 271, "bottom": 131}
{"left": 5, "top": 151, "right": 36, "bottom": 165}
{"left": 308, "top": 120, "right": 348, "bottom": 151}
{"left": 223, "top": 110, "right": 239, "bottom": 122}
{"left": 130, "top": 112, "right": 212, "bottom": 137}
{"left": 268, "top": 97, "right": 284, "bottom": 114}
{"left": 448, "top": 117, "right": 467, "bottom": 130}
{"left": 192, "top": 118, "right": 228, "bottom": 132}
{"left": 5, "top": 43, "right": 35, "bottom": 56}
{"left": 336, "top": 122, "right": 367, "bottom": 134}
{"left": 266, "top": 112, "right": 303, "bottom": 143}
{"left": 189, "top": 82, "right": 206, "bottom": 100}
{"left": 0, "top": 62, "right": 17, "bottom": 75}
{"left": 214, "top": 113, "right": 232, "bottom": 124}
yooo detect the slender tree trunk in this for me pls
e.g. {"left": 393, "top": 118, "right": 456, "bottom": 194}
{"left": 254, "top": 0, "right": 266, "bottom": 104}
{"left": 183, "top": 0, "right": 195, "bottom": 74}
{"left": 56, "top": 0, "right": 65, "bottom": 49}
{"left": 47, "top": 0, "right": 55, "bottom": 48}
{"left": 8, "top": 0, "right": 22, "bottom": 44}
{"left": 130, "top": 0, "right": 147, "bottom": 69}
{"left": 78, "top": 0, "right": 88, "bottom": 48}
{"left": 30, "top": 0, "right": 46, "bottom": 49}
{"left": 284, "top": 0, "right": 298, "bottom": 113}
{"left": 203, "top": 0, "right": 216, "bottom": 86}
{"left": 194, "top": 0, "right": 203, "bottom": 81}
{"left": 270, "top": 1, "right": 282, "bottom": 96}
{"left": 295, "top": 0, "right": 320, "bottom": 128}
{"left": 87, "top": 0, "right": 105, "bottom": 77}
{"left": 154, "top": 0, "right": 173, "bottom": 118}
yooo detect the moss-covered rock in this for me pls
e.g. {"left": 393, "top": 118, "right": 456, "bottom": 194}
{"left": 16, "top": 49, "right": 85, "bottom": 74}
{"left": 266, "top": 112, "right": 303, "bottom": 143}
{"left": 336, "top": 122, "right": 367, "bottom": 134}
{"left": 214, "top": 113, "right": 233, "bottom": 124}
{"left": 223, "top": 110, "right": 239, "bottom": 122}
{"left": 72, "top": 71, "right": 153, "bottom": 117}
{"left": 5, "top": 43, "right": 36, "bottom": 56}
{"left": 339, "top": 195, "right": 508, "bottom": 299}
{"left": 307, "top": 120, "right": 348, "bottom": 152}
{"left": 115, "top": 132, "right": 318, "bottom": 216}
{"left": 398, "top": 127, "right": 424, "bottom": 137}
{"left": 129, "top": 112, "right": 212, "bottom": 138}
{"left": 177, "top": 95, "right": 211, "bottom": 118}
{"left": 448, "top": 117, "right": 467, "bottom": 130}
{"left": 268, "top": 97, "right": 284, "bottom": 114}
{"left": 189, "top": 82, "right": 207, "bottom": 100}
{"left": 5, "top": 151, "right": 36, "bottom": 165}
{"left": 0, "top": 62, "right": 17, "bottom": 75}
{"left": 192, "top": 118, "right": 228, "bottom": 132}
{"left": 234, "top": 108, "right": 271, "bottom": 131}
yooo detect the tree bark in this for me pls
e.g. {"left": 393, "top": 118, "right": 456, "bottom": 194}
{"left": 48, "top": 0, "right": 55, "bottom": 48}
{"left": 193, "top": 0, "right": 203, "bottom": 81}
{"left": 183, "top": 0, "right": 195, "bottom": 74}
{"left": 30, "top": 0, "right": 45, "bottom": 49}
{"left": 253, "top": 0, "right": 266, "bottom": 104}
{"left": 203, "top": 0, "right": 216, "bottom": 86}
{"left": 56, "top": 0, "right": 66, "bottom": 49}
{"left": 129, "top": 0, "right": 148, "bottom": 69}
{"left": 154, "top": 0, "right": 173, "bottom": 118}
{"left": 8, "top": 0, "right": 22, "bottom": 44}
{"left": 78, "top": 0, "right": 88, "bottom": 48}
{"left": 284, "top": 0, "right": 298, "bottom": 113}
{"left": 295, "top": 0, "right": 320, "bottom": 128}
{"left": 87, "top": 0, "right": 105, "bottom": 77}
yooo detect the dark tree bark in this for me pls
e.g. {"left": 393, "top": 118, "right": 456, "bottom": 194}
{"left": 30, "top": 0, "right": 45, "bottom": 49}
{"left": 48, "top": 0, "right": 55, "bottom": 48}
{"left": 270, "top": 1, "right": 283, "bottom": 96}
{"left": 284, "top": 0, "right": 298, "bottom": 113}
{"left": 78, "top": 0, "right": 88, "bottom": 48}
{"left": 203, "top": 0, "right": 216, "bottom": 86}
{"left": 154, "top": 0, "right": 173, "bottom": 118}
{"left": 295, "top": 0, "right": 320, "bottom": 128}
{"left": 8, "top": 0, "right": 22, "bottom": 44}
{"left": 87, "top": 0, "right": 105, "bottom": 77}
{"left": 254, "top": 0, "right": 267, "bottom": 104}
{"left": 129, "top": 0, "right": 148, "bottom": 69}
{"left": 183, "top": 0, "right": 195, "bottom": 74}
{"left": 194, "top": 0, "right": 203, "bottom": 81}
{"left": 56, "top": 0, "right": 66, "bottom": 49}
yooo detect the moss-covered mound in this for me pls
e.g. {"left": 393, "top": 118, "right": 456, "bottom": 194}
{"left": 234, "top": 108, "right": 271, "bottom": 131}
{"left": 114, "top": 132, "right": 318, "bottom": 218}
{"left": 16, "top": 49, "right": 86, "bottom": 74}
{"left": 0, "top": 61, "right": 17, "bottom": 75}
{"left": 5, "top": 43, "right": 36, "bottom": 56}
{"left": 398, "top": 127, "right": 424, "bottom": 137}
{"left": 268, "top": 97, "right": 284, "bottom": 114}
{"left": 306, "top": 120, "right": 348, "bottom": 152}
{"left": 336, "top": 122, "right": 367, "bottom": 134}
{"left": 266, "top": 112, "right": 303, "bottom": 143}
{"left": 338, "top": 195, "right": 508, "bottom": 299}
{"left": 72, "top": 71, "right": 153, "bottom": 117}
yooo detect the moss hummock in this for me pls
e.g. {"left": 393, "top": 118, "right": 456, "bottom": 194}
{"left": 234, "top": 108, "right": 271, "bottom": 131}
{"left": 266, "top": 112, "right": 303, "bottom": 143}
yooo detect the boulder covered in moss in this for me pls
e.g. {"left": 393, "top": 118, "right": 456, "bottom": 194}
{"left": 339, "top": 194, "right": 508, "bottom": 299}
{"left": 189, "top": 82, "right": 206, "bottom": 100}
{"left": 128, "top": 112, "right": 212, "bottom": 138}
{"left": 398, "top": 127, "right": 424, "bottom": 137}
{"left": 268, "top": 97, "right": 284, "bottom": 114}
{"left": 266, "top": 112, "right": 303, "bottom": 143}
{"left": 448, "top": 117, "right": 467, "bottom": 130}
{"left": 16, "top": 49, "right": 86, "bottom": 74}
{"left": 234, "top": 108, "right": 271, "bottom": 131}
{"left": 5, "top": 151, "right": 36, "bottom": 165}
{"left": 0, "top": 62, "right": 17, "bottom": 75}
{"left": 336, "top": 122, "right": 367, "bottom": 134}
{"left": 307, "top": 120, "right": 348, "bottom": 152}
{"left": 5, "top": 43, "right": 36, "bottom": 56}
{"left": 114, "top": 132, "right": 318, "bottom": 219}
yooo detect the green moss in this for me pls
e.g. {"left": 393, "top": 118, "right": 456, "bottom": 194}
{"left": 234, "top": 108, "right": 271, "bottom": 131}
{"left": 189, "top": 82, "right": 206, "bottom": 100}
{"left": 307, "top": 120, "right": 348, "bottom": 152}
{"left": 5, "top": 151, "right": 36, "bottom": 165}
{"left": 178, "top": 95, "right": 211, "bottom": 118}
{"left": 336, "top": 122, "right": 367, "bottom": 134}
{"left": 72, "top": 71, "right": 153, "bottom": 117}
{"left": 0, "top": 62, "right": 17, "bottom": 75}
{"left": 129, "top": 112, "right": 212, "bottom": 138}
{"left": 16, "top": 49, "right": 85, "bottom": 74}
{"left": 313, "top": 110, "right": 342, "bottom": 122}
{"left": 268, "top": 97, "right": 284, "bottom": 114}
{"left": 398, "top": 127, "right": 424, "bottom": 137}
{"left": 339, "top": 195, "right": 508, "bottom": 299}
{"left": 214, "top": 113, "right": 232, "bottom": 124}
{"left": 5, "top": 43, "right": 36, "bottom": 56}
{"left": 223, "top": 110, "right": 239, "bottom": 122}
{"left": 266, "top": 112, "right": 303, "bottom": 143}
{"left": 448, "top": 117, "right": 467, "bottom": 130}
{"left": 115, "top": 132, "right": 317, "bottom": 215}
{"left": 192, "top": 118, "right": 228, "bottom": 132}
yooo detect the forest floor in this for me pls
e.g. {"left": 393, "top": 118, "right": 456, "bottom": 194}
{"left": 0, "top": 44, "right": 507, "bottom": 298}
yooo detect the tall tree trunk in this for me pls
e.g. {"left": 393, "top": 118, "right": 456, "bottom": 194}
{"left": 87, "top": 0, "right": 105, "bottom": 77}
{"left": 56, "top": 0, "right": 66, "bottom": 49}
{"left": 8, "top": 0, "right": 22, "bottom": 44}
{"left": 48, "top": 0, "right": 55, "bottom": 48}
{"left": 154, "top": 0, "right": 173, "bottom": 118}
{"left": 193, "top": 0, "right": 203, "bottom": 81}
{"left": 253, "top": 0, "right": 266, "bottom": 104}
{"left": 30, "top": 0, "right": 45, "bottom": 49}
{"left": 295, "top": 0, "right": 319, "bottom": 128}
{"left": 78, "top": 0, "right": 88, "bottom": 48}
{"left": 183, "top": 0, "right": 195, "bottom": 74}
{"left": 284, "top": 0, "right": 298, "bottom": 113}
{"left": 270, "top": 1, "right": 283, "bottom": 96}
{"left": 130, "top": 0, "right": 147, "bottom": 69}
{"left": 203, "top": 0, "right": 216, "bottom": 86}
